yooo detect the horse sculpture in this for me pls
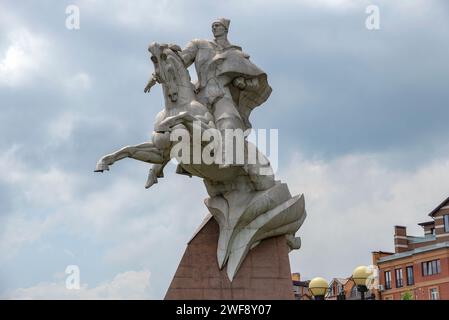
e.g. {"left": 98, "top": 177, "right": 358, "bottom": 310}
{"left": 95, "top": 42, "right": 306, "bottom": 280}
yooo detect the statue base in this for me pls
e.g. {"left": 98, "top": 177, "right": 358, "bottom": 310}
{"left": 164, "top": 216, "right": 294, "bottom": 300}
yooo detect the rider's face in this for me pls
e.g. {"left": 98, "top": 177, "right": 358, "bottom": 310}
{"left": 212, "top": 22, "right": 227, "bottom": 37}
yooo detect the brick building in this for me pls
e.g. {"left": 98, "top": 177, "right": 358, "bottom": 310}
{"left": 327, "top": 278, "right": 349, "bottom": 300}
{"left": 327, "top": 277, "right": 375, "bottom": 300}
{"left": 372, "top": 197, "right": 449, "bottom": 300}
{"left": 291, "top": 273, "right": 312, "bottom": 300}
{"left": 292, "top": 275, "right": 376, "bottom": 300}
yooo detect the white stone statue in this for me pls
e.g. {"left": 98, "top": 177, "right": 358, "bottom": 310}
{"left": 95, "top": 18, "right": 306, "bottom": 281}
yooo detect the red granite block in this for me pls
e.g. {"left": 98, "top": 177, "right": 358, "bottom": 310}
{"left": 251, "top": 266, "right": 279, "bottom": 278}
{"left": 165, "top": 217, "right": 295, "bottom": 300}
{"left": 229, "top": 275, "right": 251, "bottom": 289}
{"left": 231, "top": 289, "right": 247, "bottom": 299}
{"left": 203, "top": 288, "right": 223, "bottom": 300}
{"left": 174, "top": 265, "right": 193, "bottom": 278}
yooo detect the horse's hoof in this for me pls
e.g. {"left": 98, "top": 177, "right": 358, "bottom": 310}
{"left": 94, "top": 161, "right": 109, "bottom": 172}
{"left": 144, "top": 172, "right": 158, "bottom": 189}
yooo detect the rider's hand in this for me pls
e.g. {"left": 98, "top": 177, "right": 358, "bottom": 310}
{"left": 144, "top": 77, "right": 157, "bottom": 93}
{"left": 233, "top": 76, "right": 247, "bottom": 90}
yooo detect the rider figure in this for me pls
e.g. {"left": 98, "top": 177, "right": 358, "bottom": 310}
{"left": 178, "top": 18, "right": 272, "bottom": 166}
{"left": 142, "top": 18, "right": 272, "bottom": 186}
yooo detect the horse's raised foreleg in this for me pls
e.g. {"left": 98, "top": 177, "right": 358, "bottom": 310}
{"left": 94, "top": 142, "right": 164, "bottom": 172}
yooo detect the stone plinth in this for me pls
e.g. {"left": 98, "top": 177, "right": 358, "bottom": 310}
{"left": 165, "top": 217, "right": 294, "bottom": 300}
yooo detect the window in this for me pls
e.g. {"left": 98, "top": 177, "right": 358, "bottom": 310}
{"left": 395, "top": 268, "right": 404, "bottom": 288}
{"left": 337, "top": 284, "right": 343, "bottom": 295}
{"left": 384, "top": 271, "right": 392, "bottom": 289}
{"left": 406, "top": 266, "right": 414, "bottom": 286}
{"left": 430, "top": 288, "right": 439, "bottom": 300}
{"left": 350, "top": 285, "right": 358, "bottom": 298}
{"left": 422, "top": 259, "right": 441, "bottom": 276}
{"left": 444, "top": 215, "right": 449, "bottom": 233}
{"left": 430, "top": 228, "right": 435, "bottom": 235}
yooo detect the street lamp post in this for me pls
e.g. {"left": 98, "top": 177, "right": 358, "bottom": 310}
{"left": 309, "top": 277, "right": 329, "bottom": 300}
{"left": 351, "top": 266, "right": 372, "bottom": 300}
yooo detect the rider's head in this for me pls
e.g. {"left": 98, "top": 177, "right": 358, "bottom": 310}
{"left": 212, "top": 18, "right": 230, "bottom": 38}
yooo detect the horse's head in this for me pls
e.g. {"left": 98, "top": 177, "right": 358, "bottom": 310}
{"left": 148, "top": 42, "right": 186, "bottom": 103}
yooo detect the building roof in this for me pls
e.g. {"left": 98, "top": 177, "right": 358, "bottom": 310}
{"left": 428, "top": 196, "right": 449, "bottom": 217}
{"left": 332, "top": 278, "right": 349, "bottom": 285}
{"left": 418, "top": 221, "right": 435, "bottom": 226}
{"left": 293, "top": 280, "right": 309, "bottom": 287}
{"left": 372, "top": 250, "right": 394, "bottom": 255}
{"left": 377, "top": 241, "right": 449, "bottom": 263}
{"left": 407, "top": 235, "right": 435, "bottom": 244}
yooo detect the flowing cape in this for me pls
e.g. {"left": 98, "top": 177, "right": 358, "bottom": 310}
{"left": 211, "top": 48, "right": 272, "bottom": 129}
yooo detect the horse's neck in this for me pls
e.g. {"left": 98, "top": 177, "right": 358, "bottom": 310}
{"left": 163, "top": 69, "right": 195, "bottom": 111}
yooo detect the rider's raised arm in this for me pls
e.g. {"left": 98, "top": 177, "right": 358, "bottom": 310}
{"left": 179, "top": 39, "right": 199, "bottom": 68}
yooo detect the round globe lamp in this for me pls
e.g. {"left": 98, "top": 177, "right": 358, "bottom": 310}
{"left": 351, "top": 266, "right": 372, "bottom": 300}
{"left": 309, "top": 277, "right": 328, "bottom": 300}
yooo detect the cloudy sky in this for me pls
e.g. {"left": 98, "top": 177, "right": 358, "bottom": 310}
{"left": 1, "top": 0, "right": 449, "bottom": 299}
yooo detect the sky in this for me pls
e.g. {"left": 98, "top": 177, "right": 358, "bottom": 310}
{"left": 1, "top": 0, "right": 449, "bottom": 299}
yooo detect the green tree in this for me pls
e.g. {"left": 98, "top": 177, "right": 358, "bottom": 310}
{"left": 401, "top": 291, "right": 414, "bottom": 300}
